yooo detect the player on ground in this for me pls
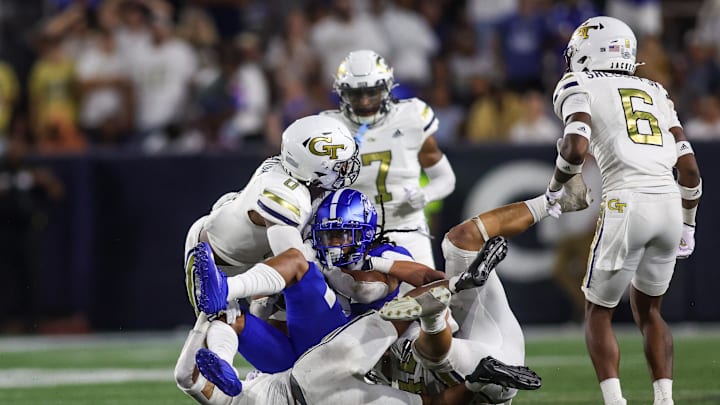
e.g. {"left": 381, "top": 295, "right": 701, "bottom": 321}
{"left": 546, "top": 16, "right": 702, "bottom": 405}
{"left": 189, "top": 188, "right": 446, "bottom": 374}
{"left": 175, "top": 243, "right": 541, "bottom": 405}
{"left": 322, "top": 49, "right": 456, "bottom": 269}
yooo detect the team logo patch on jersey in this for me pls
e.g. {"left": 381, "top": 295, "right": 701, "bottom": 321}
{"left": 607, "top": 198, "right": 626, "bottom": 213}
{"left": 307, "top": 136, "right": 347, "bottom": 159}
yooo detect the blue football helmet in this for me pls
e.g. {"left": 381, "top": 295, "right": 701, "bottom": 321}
{"left": 312, "top": 188, "right": 378, "bottom": 267}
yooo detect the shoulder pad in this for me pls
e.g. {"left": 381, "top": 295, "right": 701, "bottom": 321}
{"left": 552, "top": 72, "right": 588, "bottom": 119}
{"left": 256, "top": 173, "right": 312, "bottom": 227}
{"left": 406, "top": 98, "right": 438, "bottom": 136}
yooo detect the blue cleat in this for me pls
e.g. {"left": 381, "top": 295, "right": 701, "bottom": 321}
{"left": 192, "top": 242, "right": 229, "bottom": 316}
{"left": 453, "top": 236, "right": 508, "bottom": 292}
{"left": 196, "top": 348, "right": 243, "bottom": 396}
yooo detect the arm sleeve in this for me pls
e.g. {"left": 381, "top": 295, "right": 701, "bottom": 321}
{"left": 421, "top": 154, "right": 455, "bottom": 201}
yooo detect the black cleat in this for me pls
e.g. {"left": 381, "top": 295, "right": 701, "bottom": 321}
{"left": 466, "top": 356, "right": 542, "bottom": 390}
{"left": 453, "top": 236, "right": 508, "bottom": 292}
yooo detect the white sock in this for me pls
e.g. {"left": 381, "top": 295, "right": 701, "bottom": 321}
{"left": 420, "top": 308, "right": 448, "bottom": 334}
{"left": 524, "top": 195, "right": 548, "bottom": 224}
{"left": 653, "top": 378, "right": 673, "bottom": 403}
{"left": 227, "top": 263, "right": 286, "bottom": 300}
{"left": 206, "top": 320, "right": 239, "bottom": 367}
{"left": 600, "top": 378, "right": 626, "bottom": 405}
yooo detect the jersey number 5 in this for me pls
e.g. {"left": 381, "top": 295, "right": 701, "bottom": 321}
{"left": 361, "top": 151, "right": 393, "bottom": 204}
{"left": 618, "top": 88, "right": 662, "bottom": 146}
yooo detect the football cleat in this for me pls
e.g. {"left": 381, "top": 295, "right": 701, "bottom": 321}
{"left": 379, "top": 286, "right": 451, "bottom": 321}
{"left": 466, "top": 356, "right": 542, "bottom": 391}
{"left": 453, "top": 236, "right": 507, "bottom": 293}
{"left": 192, "top": 242, "right": 229, "bottom": 316}
{"left": 196, "top": 348, "right": 243, "bottom": 396}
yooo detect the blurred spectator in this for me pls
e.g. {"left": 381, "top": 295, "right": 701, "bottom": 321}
{"left": 545, "top": 0, "right": 600, "bottom": 76}
{"left": 0, "top": 135, "right": 65, "bottom": 333}
{"left": 126, "top": 10, "right": 199, "bottom": 153}
{"left": 494, "top": 0, "right": 551, "bottom": 93}
{"left": 176, "top": 5, "right": 221, "bottom": 90}
{"left": 75, "top": 28, "right": 133, "bottom": 146}
{"left": 464, "top": 74, "right": 522, "bottom": 143}
{"left": 309, "top": 0, "right": 390, "bottom": 82}
{"left": 635, "top": 35, "right": 672, "bottom": 87}
{"left": 446, "top": 19, "right": 495, "bottom": 105}
{"left": 672, "top": 29, "right": 720, "bottom": 120}
{"left": 606, "top": 0, "right": 662, "bottom": 38}
{"left": 695, "top": 0, "right": 720, "bottom": 50}
{"left": 190, "top": 0, "right": 249, "bottom": 39}
{"left": 0, "top": 60, "right": 20, "bottom": 146}
{"left": 265, "top": 8, "right": 320, "bottom": 89}
{"left": 508, "top": 90, "right": 560, "bottom": 144}
{"left": 424, "top": 81, "right": 464, "bottom": 147}
{"left": 28, "top": 33, "right": 86, "bottom": 153}
{"left": 215, "top": 32, "right": 270, "bottom": 150}
{"left": 466, "top": 0, "right": 517, "bottom": 55}
{"left": 369, "top": 0, "right": 440, "bottom": 90}
{"left": 684, "top": 95, "right": 720, "bottom": 140}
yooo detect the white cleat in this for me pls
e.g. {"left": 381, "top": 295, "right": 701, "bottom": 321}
{"left": 379, "top": 286, "right": 451, "bottom": 321}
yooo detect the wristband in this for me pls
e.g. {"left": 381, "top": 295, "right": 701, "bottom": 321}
{"left": 556, "top": 153, "right": 584, "bottom": 175}
{"left": 563, "top": 121, "right": 591, "bottom": 139}
{"left": 676, "top": 141, "right": 694, "bottom": 157}
{"left": 678, "top": 178, "right": 702, "bottom": 200}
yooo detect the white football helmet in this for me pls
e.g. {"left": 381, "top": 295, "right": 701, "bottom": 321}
{"left": 280, "top": 115, "right": 360, "bottom": 190}
{"left": 564, "top": 16, "right": 639, "bottom": 74}
{"left": 333, "top": 50, "right": 395, "bottom": 126}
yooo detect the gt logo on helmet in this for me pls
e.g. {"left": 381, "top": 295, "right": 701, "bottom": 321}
{"left": 308, "top": 136, "right": 346, "bottom": 159}
{"left": 574, "top": 22, "right": 604, "bottom": 39}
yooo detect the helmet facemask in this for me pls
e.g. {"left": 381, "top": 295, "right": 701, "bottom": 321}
{"left": 311, "top": 189, "right": 378, "bottom": 268}
{"left": 333, "top": 50, "right": 396, "bottom": 126}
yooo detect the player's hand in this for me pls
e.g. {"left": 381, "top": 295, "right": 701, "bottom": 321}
{"left": 677, "top": 223, "right": 696, "bottom": 259}
{"left": 403, "top": 186, "right": 427, "bottom": 209}
{"left": 544, "top": 186, "right": 564, "bottom": 219}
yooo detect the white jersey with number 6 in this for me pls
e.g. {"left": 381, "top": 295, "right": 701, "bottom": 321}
{"left": 553, "top": 71, "right": 680, "bottom": 194}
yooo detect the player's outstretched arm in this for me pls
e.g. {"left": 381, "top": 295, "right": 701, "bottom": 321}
{"left": 671, "top": 127, "right": 702, "bottom": 258}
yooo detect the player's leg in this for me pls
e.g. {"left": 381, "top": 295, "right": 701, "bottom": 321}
{"left": 191, "top": 244, "right": 305, "bottom": 315}
{"left": 174, "top": 313, "right": 237, "bottom": 404}
{"left": 629, "top": 194, "right": 682, "bottom": 405}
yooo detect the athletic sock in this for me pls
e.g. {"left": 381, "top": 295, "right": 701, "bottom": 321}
{"left": 227, "top": 263, "right": 286, "bottom": 300}
{"left": 524, "top": 195, "right": 548, "bottom": 224}
{"left": 600, "top": 378, "right": 626, "bottom": 405}
{"left": 206, "top": 320, "right": 239, "bottom": 367}
{"left": 653, "top": 378, "right": 673, "bottom": 404}
{"left": 420, "top": 308, "right": 448, "bottom": 334}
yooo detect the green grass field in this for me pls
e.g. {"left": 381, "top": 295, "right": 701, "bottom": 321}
{"left": 1, "top": 326, "right": 719, "bottom": 404}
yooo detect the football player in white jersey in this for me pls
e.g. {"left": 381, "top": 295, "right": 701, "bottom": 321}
{"left": 321, "top": 49, "right": 456, "bottom": 269}
{"left": 182, "top": 114, "right": 360, "bottom": 374}
{"left": 183, "top": 114, "right": 360, "bottom": 315}
{"left": 545, "top": 16, "right": 702, "bottom": 405}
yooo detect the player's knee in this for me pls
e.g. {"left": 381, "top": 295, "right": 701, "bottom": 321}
{"left": 446, "top": 221, "right": 482, "bottom": 251}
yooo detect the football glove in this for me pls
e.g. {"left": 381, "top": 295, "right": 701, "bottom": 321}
{"left": 677, "top": 223, "right": 696, "bottom": 259}
{"left": 544, "top": 186, "right": 564, "bottom": 219}
{"left": 403, "top": 186, "right": 428, "bottom": 209}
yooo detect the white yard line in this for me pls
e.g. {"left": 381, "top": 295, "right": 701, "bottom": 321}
{"left": 0, "top": 367, "right": 255, "bottom": 388}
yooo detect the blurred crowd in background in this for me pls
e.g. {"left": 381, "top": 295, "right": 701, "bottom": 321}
{"left": 0, "top": 0, "right": 719, "bottom": 156}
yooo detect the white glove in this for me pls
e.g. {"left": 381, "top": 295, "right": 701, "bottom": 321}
{"left": 545, "top": 187, "right": 564, "bottom": 219}
{"left": 677, "top": 224, "right": 696, "bottom": 259}
{"left": 403, "top": 186, "right": 428, "bottom": 209}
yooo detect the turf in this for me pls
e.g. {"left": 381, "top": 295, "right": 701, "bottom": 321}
{"left": 1, "top": 329, "right": 718, "bottom": 404}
